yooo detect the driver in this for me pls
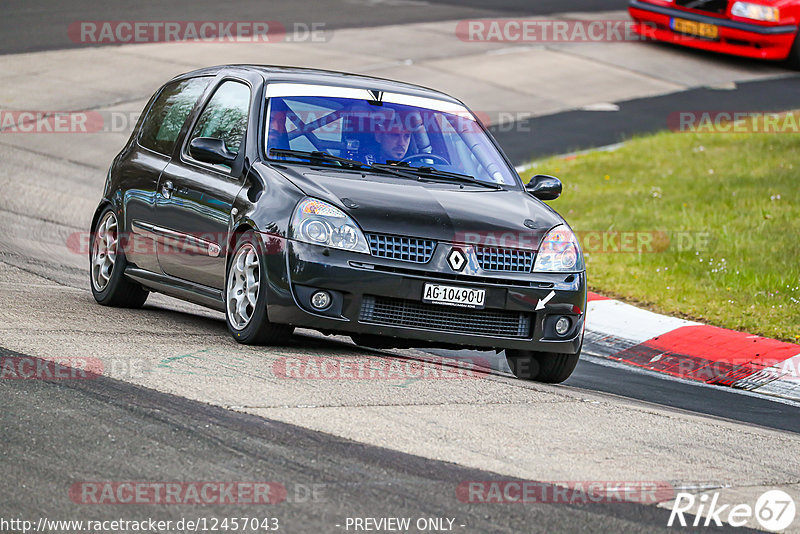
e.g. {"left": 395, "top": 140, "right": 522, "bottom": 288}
{"left": 371, "top": 111, "right": 411, "bottom": 163}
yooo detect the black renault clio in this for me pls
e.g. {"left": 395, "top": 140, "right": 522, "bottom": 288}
{"left": 89, "top": 65, "right": 587, "bottom": 383}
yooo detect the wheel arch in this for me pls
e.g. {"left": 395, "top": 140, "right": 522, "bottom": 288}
{"left": 90, "top": 201, "right": 113, "bottom": 233}
{"left": 226, "top": 220, "right": 260, "bottom": 264}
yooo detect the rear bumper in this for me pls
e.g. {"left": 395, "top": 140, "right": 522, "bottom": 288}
{"left": 261, "top": 234, "right": 586, "bottom": 353}
{"left": 629, "top": 0, "right": 797, "bottom": 60}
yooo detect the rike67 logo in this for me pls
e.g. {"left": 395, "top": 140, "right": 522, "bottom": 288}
{"left": 669, "top": 490, "right": 796, "bottom": 531}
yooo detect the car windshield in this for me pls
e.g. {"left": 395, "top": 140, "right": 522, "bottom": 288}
{"left": 264, "top": 85, "right": 520, "bottom": 187}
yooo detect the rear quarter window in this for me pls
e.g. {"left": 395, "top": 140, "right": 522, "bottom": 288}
{"left": 138, "top": 77, "right": 210, "bottom": 156}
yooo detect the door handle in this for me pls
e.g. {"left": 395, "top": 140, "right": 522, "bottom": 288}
{"left": 161, "top": 180, "right": 174, "bottom": 199}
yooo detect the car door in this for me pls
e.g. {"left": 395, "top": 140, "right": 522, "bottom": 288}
{"left": 121, "top": 77, "right": 210, "bottom": 273}
{"left": 154, "top": 77, "right": 255, "bottom": 289}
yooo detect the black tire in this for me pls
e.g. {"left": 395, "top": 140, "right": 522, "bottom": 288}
{"left": 505, "top": 348, "right": 580, "bottom": 384}
{"left": 225, "top": 231, "right": 294, "bottom": 345}
{"left": 789, "top": 30, "right": 800, "bottom": 70}
{"left": 89, "top": 206, "right": 149, "bottom": 308}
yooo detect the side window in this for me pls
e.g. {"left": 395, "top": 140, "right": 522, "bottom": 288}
{"left": 139, "top": 77, "right": 209, "bottom": 155}
{"left": 188, "top": 81, "right": 251, "bottom": 157}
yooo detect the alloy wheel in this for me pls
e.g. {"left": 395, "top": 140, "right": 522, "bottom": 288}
{"left": 91, "top": 212, "right": 118, "bottom": 292}
{"left": 226, "top": 243, "right": 260, "bottom": 329}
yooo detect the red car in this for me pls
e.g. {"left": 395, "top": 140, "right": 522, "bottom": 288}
{"left": 629, "top": 0, "right": 800, "bottom": 62}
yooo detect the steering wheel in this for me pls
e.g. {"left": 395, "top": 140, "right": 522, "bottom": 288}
{"left": 401, "top": 153, "right": 450, "bottom": 166}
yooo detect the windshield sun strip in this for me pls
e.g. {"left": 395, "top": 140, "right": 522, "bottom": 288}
{"left": 265, "top": 83, "right": 471, "bottom": 116}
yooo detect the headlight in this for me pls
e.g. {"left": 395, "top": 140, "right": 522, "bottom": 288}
{"left": 731, "top": 2, "right": 780, "bottom": 21}
{"left": 533, "top": 225, "right": 584, "bottom": 273}
{"left": 290, "top": 198, "right": 370, "bottom": 254}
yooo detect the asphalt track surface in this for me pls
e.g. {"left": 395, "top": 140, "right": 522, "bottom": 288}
{"left": 567, "top": 359, "right": 800, "bottom": 434}
{"left": 0, "top": 0, "right": 625, "bottom": 55}
{"left": 0, "top": 340, "right": 787, "bottom": 531}
{"left": 3, "top": 346, "right": 737, "bottom": 534}
{"left": 426, "top": 349, "right": 800, "bottom": 434}
{"left": 493, "top": 74, "right": 800, "bottom": 162}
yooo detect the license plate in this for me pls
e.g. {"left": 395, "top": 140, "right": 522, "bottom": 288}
{"left": 671, "top": 17, "right": 719, "bottom": 39}
{"left": 423, "top": 283, "right": 486, "bottom": 309}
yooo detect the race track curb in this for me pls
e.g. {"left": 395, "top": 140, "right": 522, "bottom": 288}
{"left": 583, "top": 292, "right": 800, "bottom": 402}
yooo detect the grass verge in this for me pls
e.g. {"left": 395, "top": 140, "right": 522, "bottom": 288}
{"left": 523, "top": 113, "right": 800, "bottom": 342}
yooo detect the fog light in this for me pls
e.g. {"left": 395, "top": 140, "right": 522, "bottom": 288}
{"left": 311, "top": 291, "right": 332, "bottom": 310}
{"left": 555, "top": 316, "right": 571, "bottom": 336}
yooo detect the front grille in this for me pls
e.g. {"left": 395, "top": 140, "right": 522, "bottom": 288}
{"left": 359, "top": 296, "right": 531, "bottom": 338}
{"left": 474, "top": 246, "right": 535, "bottom": 272}
{"left": 367, "top": 233, "right": 436, "bottom": 264}
{"left": 675, "top": 0, "right": 728, "bottom": 14}
{"left": 352, "top": 262, "right": 541, "bottom": 288}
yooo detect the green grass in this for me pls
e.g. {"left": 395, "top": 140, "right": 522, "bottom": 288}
{"left": 524, "top": 117, "right": 800, "bottom": 342}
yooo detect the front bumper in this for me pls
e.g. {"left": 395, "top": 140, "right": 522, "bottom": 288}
{"left": 629, "top": 0, "right": 797, "bottom": 60}
{"left": 259, "top": 234, "right": 586, "bottom": 353}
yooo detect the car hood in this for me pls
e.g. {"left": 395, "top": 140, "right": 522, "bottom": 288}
{"left": 272, "top": 165, "right": 564, "bottom": 249}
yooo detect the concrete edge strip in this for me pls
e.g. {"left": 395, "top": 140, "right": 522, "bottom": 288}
{"left": 583, "top": 292, "right": 800, "bottom": 401}
{"left": 514, "top": 142, "right": 626, "bottom": 174}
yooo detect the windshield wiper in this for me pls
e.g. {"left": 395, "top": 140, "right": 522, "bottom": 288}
{"left": 269, "top": 149, "right": 496, "bottom": 188}
{"left": 372, "top": 163, "right": 502, "bottom": 190}
{"left": 269, "top": 148, "right": 421, "bottom": 181}
{"left": 269, "top": 148, "right": 365, "bottom": 168}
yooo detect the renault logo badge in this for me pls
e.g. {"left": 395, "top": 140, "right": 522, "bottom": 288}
{"left": 447, "top": 249, "right": 466, "bottom": 272}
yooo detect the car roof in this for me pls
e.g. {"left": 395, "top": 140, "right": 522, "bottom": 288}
{"left": 173, "top": 64, "right": 464, "bottom": 105}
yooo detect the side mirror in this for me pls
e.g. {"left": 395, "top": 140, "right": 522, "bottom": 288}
{"left": 526, "top": 174, "right": 562, "bottom": 201}
{"left": 189, "top": 137, "right": 236, "bottom": 166}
